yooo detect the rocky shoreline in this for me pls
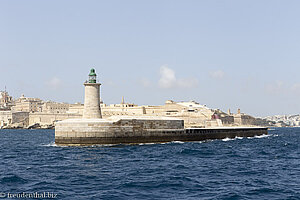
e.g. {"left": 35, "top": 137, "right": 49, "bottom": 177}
{"left": 1, "top": 123, "right": 55, "bottom": 130}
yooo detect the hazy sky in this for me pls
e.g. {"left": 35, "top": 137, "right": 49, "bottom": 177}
{"left": 1, "top": 0, "right": 300, "bottom": 117}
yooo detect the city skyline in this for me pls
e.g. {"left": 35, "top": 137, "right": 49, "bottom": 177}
{"left": 1, "top": 0, "right": 300, "bottom": 116}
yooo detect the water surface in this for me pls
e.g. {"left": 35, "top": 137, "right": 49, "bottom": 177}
{"left": 0, "top": 128, "right": 299, "bottom": 199}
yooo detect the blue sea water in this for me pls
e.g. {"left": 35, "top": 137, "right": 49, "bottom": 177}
{"left": 0, "top": 128, "right": 299, "bottom": 200}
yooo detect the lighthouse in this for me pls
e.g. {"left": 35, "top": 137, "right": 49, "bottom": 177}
{"left": 82, "top": 69, "right": 102, "bottom": 119}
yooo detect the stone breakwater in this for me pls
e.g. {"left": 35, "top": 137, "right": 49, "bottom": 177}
{"left": 55, "top": 116, "right": 267, "bottom": 146}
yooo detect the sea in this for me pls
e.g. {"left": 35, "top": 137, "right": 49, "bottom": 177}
{"left": 0, "top": 128, "right": 299, "bottom": 200}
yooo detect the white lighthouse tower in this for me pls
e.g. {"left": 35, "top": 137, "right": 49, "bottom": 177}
{"left": 82, "top": 69, "right": 102, "bottom": 119}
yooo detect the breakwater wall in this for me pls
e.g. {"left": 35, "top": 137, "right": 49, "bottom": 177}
{"left": 55, "top": 117, "right": 267, "bottom": 145}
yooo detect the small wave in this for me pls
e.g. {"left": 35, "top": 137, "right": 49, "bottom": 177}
{"left": 1, "top": 175, "right": 27, "bottom": 184}
{"left": 254, "top": 134, "right": 270, "bottom": 138}
{"left": 172, "top": 141, "right": 185, "bottom": 144}
{"left": 222, "top": 136, "right": 244, "bottom": 142}
{"left": 41, "top": 142, "right": 58, "bottom": 147}
{"left": 247, "top": 134, "right": 270, "bottom": 139}
{"left": 196, "top": 138, "right": 232, "bottom": 143}
{"left": 157, "top": 141, "right": 185, "bottom": 145}
{"left": 222, "top": 138, "right": 235, "bottom": 142}
{"left": 89, "top": 144, "right": 121, "bottom": 147}
{"left": 138, "top": 143, "right": 156, "bottom": 146}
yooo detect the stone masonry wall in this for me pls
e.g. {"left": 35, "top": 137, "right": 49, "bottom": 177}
{"left": 55, "top": 118, "right": 184, "bottom": 141}
{"left": 29, "top": 113, "right": 82, "bottom": 125}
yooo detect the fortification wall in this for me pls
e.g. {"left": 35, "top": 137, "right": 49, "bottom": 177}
{"left": 29, "top": 113, "right": 82, "bottom": 125}
{"left": 234, "top": 114, "right": 256, "bottom": 126}
{"left": 55, "top": 117, "right": 267, "bottom": 145}
{"left": 12, "top": 112, "right": 29, "bottom": 126}
{"left": 0, "top": 111, "right": 12, "bottom": 126}
{"left": 55, "top": 118, "right": 185, "bottom": 145}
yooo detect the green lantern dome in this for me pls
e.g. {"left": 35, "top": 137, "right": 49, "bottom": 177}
{"left": 89, "top": 68, "right": 96, "bottom": 76}
{"left": 88, "top": 68, "right": 97, "bottom": 83}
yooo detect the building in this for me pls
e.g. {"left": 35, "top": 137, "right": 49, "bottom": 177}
{"left": 12, "top": 94, "right": 43, "bottom": 113}
{"left": 0, "top": 90, "right": 13, "bottom": 109}
{"left": 28, "top": 112, "right": 81, "bottom": 126}
{"left": 0, "top": 86, "right": 269, "bottom": 128}
{"left": 66, "top": 99, "right": 236, "bottom": 127}
{"left": 0, "top": 111, "right": 12, "bottom": 127}
{"left": 41, "top": 102, "right": 69, "bottom": 114}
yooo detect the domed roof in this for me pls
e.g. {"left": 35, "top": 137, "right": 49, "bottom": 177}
{"left": 89, "top": 68, "right": 96, "bottom": 76}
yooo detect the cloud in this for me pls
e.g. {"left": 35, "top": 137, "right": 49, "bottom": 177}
{"left": 209, "top": 70, "right": 225, "bottom": 79}
{"left": 46, "top": 77, "right": 62, "bottom": 90}
{"left": 158, "top": 65, "right": 198, "bottom": 89}
{"left": 159, "top": 66, "right": 177, "bottom": 88}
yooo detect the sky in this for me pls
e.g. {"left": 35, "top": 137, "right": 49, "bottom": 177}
{"left": 1, "top": 0, "right": 300, "bottom": 117}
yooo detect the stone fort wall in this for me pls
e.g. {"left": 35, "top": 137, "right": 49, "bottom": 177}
{"left": 29, "top": 113, "right": 81, "bottom": 125}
